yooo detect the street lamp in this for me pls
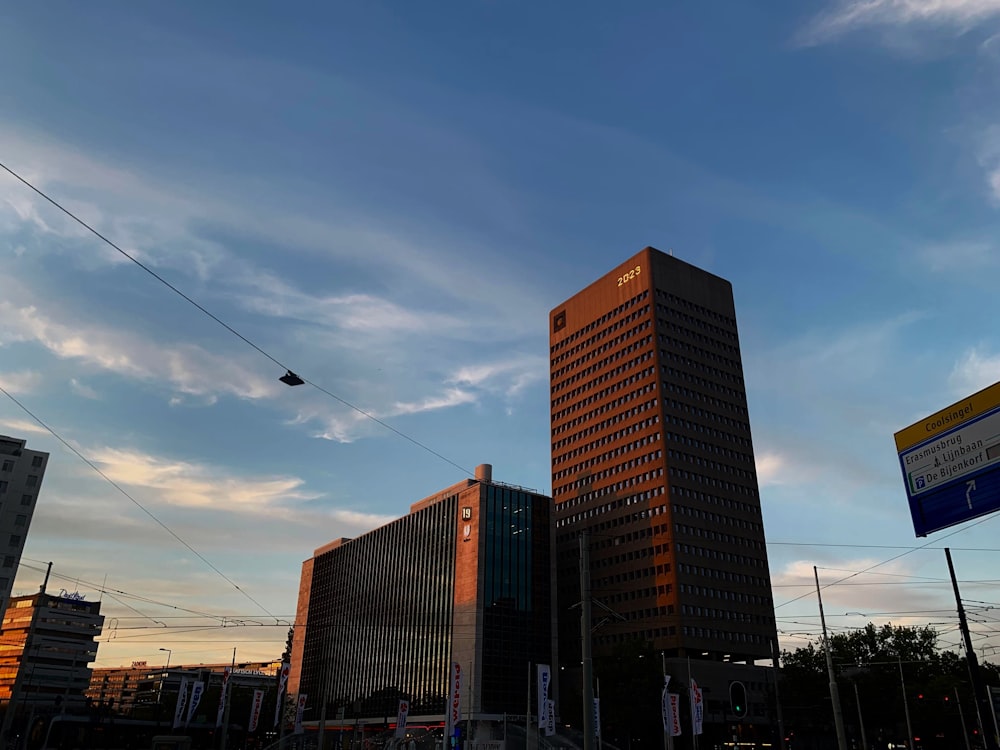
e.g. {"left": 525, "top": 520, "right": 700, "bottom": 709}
{"left": 160, "top": 648, "right": 172, "bottom": 670}
{"left": 158, "top": 649, "right": 172, "bottom": 706}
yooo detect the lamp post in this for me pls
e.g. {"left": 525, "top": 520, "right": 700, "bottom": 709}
{"left": 158, "top": 649, "right": 172, "bottom": 714}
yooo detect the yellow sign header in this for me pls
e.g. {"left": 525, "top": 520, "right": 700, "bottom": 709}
{"left": 894, "top": 381, "right": 1000, "bottom": 453}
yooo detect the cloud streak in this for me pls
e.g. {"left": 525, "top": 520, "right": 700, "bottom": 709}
{"left": 798, "top": 0, "right": 1000, "bottom": 45}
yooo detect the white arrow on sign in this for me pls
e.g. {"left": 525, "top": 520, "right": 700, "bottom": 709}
{"left": 966, "top": 479, "right": 977, "bottom": 509}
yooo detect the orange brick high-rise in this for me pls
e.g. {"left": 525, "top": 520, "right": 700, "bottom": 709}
{"left": 550, "top": 247, "right": 776, "bottom": 665}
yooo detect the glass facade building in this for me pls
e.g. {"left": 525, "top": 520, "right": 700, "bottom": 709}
{"left": 289, "top": 464, "right": 555, "bottom": 725}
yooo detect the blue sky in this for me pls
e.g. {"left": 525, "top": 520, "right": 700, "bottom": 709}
{"left": 2, "top": 1, "right": 1000, "bottom": 668}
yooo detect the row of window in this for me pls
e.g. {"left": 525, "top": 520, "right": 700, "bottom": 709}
{"left": 551, "top": 321, "right": 650, "bottom": 380}
{"left": 661, "top": 349, "right": 745, "bottom": 391}
{"left": 676, "top": 523, "right": 765, "bottom": 549}
{"left": 678, "top": 563, "right": 767, "bottom": 589}
{"left": 0, "top": 478, "right": 37, "bottom": 493}
{"left": 591, "top": 564, "right": 658, "bottom": 589}
{"left": 662, "top": 365, "right": 747, "bottom": 405}
{"left": 552, "top": 333, "right": 652, "bottom": 395}
{"left": 550, "top": 291, "right": 649, "bottom": 355}
{"left": 552, "top": 387, "right": 656, "bottom": 436}
{"left": 552, "top": 413, "right": 660, "bottom": 454}
{"left": 663, "top": 382, "right": 750, "bottom": 430}
{"left": 671, "top": 484, "right": 760, "bottom": 512}
{"left": 554, "top": 451, "right": 663, "bottom": 496}
{"left": 551, "top": 376, "right": 656, "bottom": 425}
{"left": 679, "top": 583, "right": 768, "bottom": 606}
{"left": 605, "top": 587, "right": 675, "bottom": 606}
{"left": 656, "top": 289, "right": 738, "bottom": 330}
{"left": 668, "top": 466, "right": 757, "bottom": 497}
{"left": 554, "top": 482, "right": 666, "bottom": 520}
{"left": 658, "top": 333, "right": 743, "bottom": 375}
{"left": 680, "top": 626, "right": 767, "bottom": 644}
{"left": 553, "top": 433, "right": 661, "bottom": 479}
{"left": 667, "top": 448, "right": 755, "bottom": 482}
{"left": 681, "top": 605, "right": 769, "bottom": 625}
{"left": 551, "top": 351, "right": 655, "bottom": 408}
{"left": 0, "top": 495, "right": 34, "bottom": 508}
{"left": 0, "top": 456, "right": 43, "bottom": 471}
{"left": 666, "top": 430, "right": 753, "bottom": 465}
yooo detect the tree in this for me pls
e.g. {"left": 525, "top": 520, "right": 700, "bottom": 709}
{"left": 780, "top": 623, "right": 998, "bottom": 749}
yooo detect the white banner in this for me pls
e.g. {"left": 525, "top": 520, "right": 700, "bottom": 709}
{"left": 537, "top": 664, "right": 551, "bottom": 728}
{"left": 216, "top": 667, "right": 232, "bottom": 728}
{"left": 249, "top": 689, "right": 265, "bottom": 733}
{"left": 173, "top": 678, "right": 191, "bottom": 729}
{"left": 545, "top": 699, "right": 555, "bottom": 736}
{"left": 395, "top": 699, "right": 411, "bottom": 738}
{"left": 186, "top": 681, "right": 205, "bottom": 727}
{"left": 668, "top": 694, "right": 681, "bottom": 737}
{"left": 445, "top": 662, "right": 462, "bottom": 741}
{"left": 690, "top": 680, "right": 704, "bottom": 736}
{"left": 274, "top": 661, "right": 290, "bottom": 727}
{"left": 294, "top": 694, "right": 307, "bottom": 734}
{"left": 593, "top": 698, "right": 601, "bottom": 740}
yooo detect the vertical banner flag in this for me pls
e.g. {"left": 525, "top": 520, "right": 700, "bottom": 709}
{"left": 173, "top": 678, "right": 191, "bottom": 729}
{"left": 216, "top": 667, "right": 232, "bottom": 728}
{"left": 294, "top": 694, "right": 307, "bottom": 734}
{"left": 668, "top": 694, "right": 682, "bottom": 737}
{"left": 661, "top": 675, "right": 672, "bottom": 732}
{"left": 249, "top": 689, "right": 265, "bottom": 733}
{"left": 690, "top": 679, "right": 704, "bottom": 736}
{"left": 274, "top": 661, "right": 291, "bottom": 727}
{"left": 395, "top": 699, "right": 410, "bottom": 738}
{"left": 593, "top": 698, "right": 601, "bottom": 741}
{"left": 545, "top": 699, "right": 555, "bottom": 737}
{"left": 445, "top": 662, "right": 462, "bottom": 742}
{"left": 537, "top": 664, "right": 551, "bottom": 728}
{"left": 186, "top": 681, "right": 205, "bottom": 727}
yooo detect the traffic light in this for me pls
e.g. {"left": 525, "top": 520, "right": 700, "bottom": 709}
{"left": 730, "top": 680, "right": 748, "bottom": 718}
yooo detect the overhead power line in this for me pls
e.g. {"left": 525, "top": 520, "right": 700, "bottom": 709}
{"left": 0, "top": 384, "right": 276, "bottom": 621}
{"left": 0, "top": 159, "right": 472, "bottom": 479}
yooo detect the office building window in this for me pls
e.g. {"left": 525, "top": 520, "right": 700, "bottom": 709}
{"left": 0, "top": 481, "right": 6, "bottom": 493}
{"left": 20, "top": 495, "right": 31, "bottom": 506}
{"left": 8, "top": 535, "right": 20, "bottom": 548}
{"left": 2, "top": 556, "right": 12, "bottom": 568}
{"left": 14, "top": 515, "right": 25, "bottom": 527}
{"left": 1, "top": 461, "right": 11, "bottom": 472}
{"left": 25, "top": 475, "right": 38, "bottom": 487}
{"left": 31, "top": 456, "right": 43, "bottom": 467}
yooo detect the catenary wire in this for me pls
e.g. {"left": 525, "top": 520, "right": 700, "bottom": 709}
{"left": 0, "top": 159, "right": 473, "bottom": 479}
{"left": 0, "top": 385, "right": 276, "bottom": 621}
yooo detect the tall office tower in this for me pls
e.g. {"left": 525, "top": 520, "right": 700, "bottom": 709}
{"left": 0, "top": 436, "right": 49, "bottom": 623}
{"left": 550, "top": 247, "right": 776, "bottom": 665}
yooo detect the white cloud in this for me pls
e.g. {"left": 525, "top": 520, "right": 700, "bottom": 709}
{"left": 0, "top": 301, "right": 279, "bottom": 402}
{"left": 916, "top": 240, "right": 1000, "bottom": 272}
{"left": 798, "top": 0, "right": 1000, "bottom": 45}
{"left": 948, "top": 346, "right": 1000, "bottom": 394}
{"left": 448, "top": 355, "right": 548, "bottom": 399}
{"left": 90, "top": 446, "right": 319, "bottom": 514}
{"left": 69, "top": 378, "right": 99, "bottom": 399}
{"left": 0, "top": 370, "right": 42, "bottom": 394}
{"left": 0, "top": 417, "right": 49, "bottom": 436}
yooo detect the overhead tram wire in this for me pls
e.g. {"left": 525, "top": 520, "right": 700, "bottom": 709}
{"left": 773, "top": 511, "right": 999, "bottom": 610}
{"left": 0, "top": 160, "right": 473, "bottom": 479}
{"left": 0, "top": 384, "right": 276, "bottom": 621}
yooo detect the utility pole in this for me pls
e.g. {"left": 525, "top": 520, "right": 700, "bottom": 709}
{"left": 581, "top": 531, "right": 594, "bottom": 750}
{"left": 770, "top": 637, "right": 788, "bottom": 750}
{"left": 814, "top": 567, "right": 848, "bottom": 750}
{"left": 946, "top": 547, "right": 1000, "bottom": 750}
{"left": 897, "top": 656, "right": 914, "bottom": 749}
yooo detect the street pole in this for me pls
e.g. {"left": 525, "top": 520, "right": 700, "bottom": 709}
{"left": 661, "top": 653, "right": 673, "bottom": 750}
{"left": 581, "top": 531, "right": 595, "bottom": 750}
{"left": 770, "top": 637, "right": 788, "bottom": 750}
{"left": 955, "top": 687, "right": 973, "bottom": 750}
{"left": 897, "top": 656, "right": 914, "bottom": 749}
{"left": 814, "top": 566, "right": 848, "bottom": 750}
{"left": 946, "top": 547, "right": 1000, "bottom": 750}
{"left": 852, "top": 681, "right": 867, "bottom": 750}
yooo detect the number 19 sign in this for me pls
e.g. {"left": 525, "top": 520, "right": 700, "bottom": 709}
{"left": 894, "top": 381, "right": 1000, "bottom": 536}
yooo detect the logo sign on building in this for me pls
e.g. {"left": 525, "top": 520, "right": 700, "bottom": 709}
{"left": 895, "top": 382, "right": 1000, "bottom": 536}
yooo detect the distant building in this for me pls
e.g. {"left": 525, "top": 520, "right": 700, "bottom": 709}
{"left": 290, "top": 464, "right": 556, "bottom": 727}
{"left": 0, "top": 591, "right": 103, "bottom": 715}
{"left": 0, "top": 436, "right": 49, "bottom": 623}
{"left": 87, "top": 660, "right": 282, "bottom": 718}
{"left": 549, "top": 248, "right": 777, "bottom": 662}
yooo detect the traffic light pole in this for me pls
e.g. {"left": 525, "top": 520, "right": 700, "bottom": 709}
{"left": 946, "top": 547, "right": 999, "bottom": 750}
{"left": 814, "top": 567, "right": 848, "bottom": 750}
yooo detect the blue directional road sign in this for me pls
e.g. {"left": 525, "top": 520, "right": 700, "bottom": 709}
{"left": 895, "top": 382, "right": 1000, "bottom": 537}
